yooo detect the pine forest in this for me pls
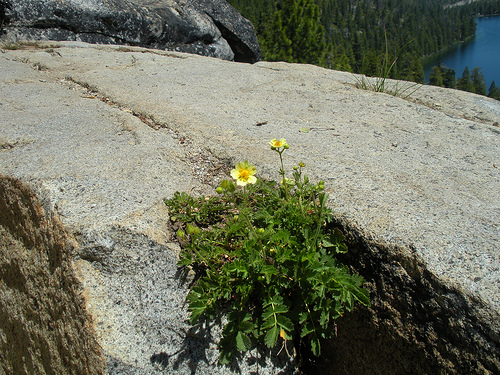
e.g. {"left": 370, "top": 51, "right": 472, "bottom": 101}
{"left": 227, "top": 0, "right": 500, "bottom": 99}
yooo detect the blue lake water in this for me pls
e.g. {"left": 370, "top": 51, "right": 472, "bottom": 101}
{"left": 423, "top": 16, "right": 500, "bottom": 89}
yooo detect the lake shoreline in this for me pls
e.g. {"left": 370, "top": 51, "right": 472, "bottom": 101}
{"left": 423, "top": 15, "right": 500, "bottom": 87}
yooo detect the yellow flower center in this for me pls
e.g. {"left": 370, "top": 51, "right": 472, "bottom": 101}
{"left": 238, "top": 169, "right": 250, "bottom": 180}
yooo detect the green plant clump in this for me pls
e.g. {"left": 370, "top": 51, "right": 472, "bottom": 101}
{"left": 165, "top": 138, "right": 370, "bottom": 365}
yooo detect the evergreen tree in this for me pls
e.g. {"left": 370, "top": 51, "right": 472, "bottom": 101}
{"left": 429, "top": 66, "right": 444, "bottom": 87}
{"left": 351, "top": 31, "right": 364, "bottom": 72}
{"left": 361, "top": 50, "right": 380, "bottom": 77}
{"left": 399, "top": 52, "right": 424, "bottom": 83}
{"left": 264, "top": 0, "right": 325, "bottom": 65}
{"left": 0, "top": 0, "right": 10, "bottom": 34}
{"left": 441, "top": 65, "right": 456, "bottom": 89}
{"left": 488, "top": 81, "right": 500, "bottom": 100}
{"left": 457, "top": 66, "right": 474, "bottom": 92}
{"left": 471, "top": 67, "right": 487, "bottom": 95}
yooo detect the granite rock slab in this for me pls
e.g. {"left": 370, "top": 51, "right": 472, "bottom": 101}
{"left": 1, "top": 42, "right": 499, "bottom": 374}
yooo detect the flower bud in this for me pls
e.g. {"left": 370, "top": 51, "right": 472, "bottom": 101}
{"left": 283, "top": 144, "right": 289, "bottom": 149}
{"left": 186, "top": 224, "right": 198, "bottom": 235}
{"left": 257, "top": 228, "right": 265, "bottom": 234}
{"left": 216, "top": 187, "right": 224, "bottom": 194}
{"left": 176, "top": 229, "right": 186, "bottom": 239}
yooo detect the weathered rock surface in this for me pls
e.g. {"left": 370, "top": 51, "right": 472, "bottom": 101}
{"left": 0, "top": 174, "right": 104, "bottom": 375}
{"left": 0, "top": 42, "right": 499, "bottom": 374}
{"left": 0, "top": 0, "right": 261, "bottom": 62}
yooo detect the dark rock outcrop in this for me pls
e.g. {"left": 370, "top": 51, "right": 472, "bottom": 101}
{"left": 1, "top": 0, "right": 261, "bottom": 63}
{"left": 0, "top": 175, "right": 104, "bottom": 375}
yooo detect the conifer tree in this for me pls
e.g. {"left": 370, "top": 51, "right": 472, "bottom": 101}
{"left": 457, "top": 66, "right": 474, "bottom": 92}
{"left": 264, "top": 0, "right": 325, "bottom": 65}
{"left": 429, "top": 66, "right": 444, "bottom": 87}
{"left": 0, "top": 0, "right": 10, "bottom": 34}
{"left": 441, "top": 65, "right": 456, "bottom": 89}
{"left": 471, "top": 67, "right": 486, "bottom": 95}
{"left": 489, "top": 81, "right": 500, "bottom": 100}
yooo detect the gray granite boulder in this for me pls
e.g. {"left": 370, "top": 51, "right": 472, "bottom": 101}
{"left": 0, "top": 0, "right": 261, "bottom": 62}
{"left": 1, "top": 42, "right": 499, "bottom": 374}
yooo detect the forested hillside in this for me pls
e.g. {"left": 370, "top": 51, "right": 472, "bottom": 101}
{"left": 228, "top": 0, "right": 499, "bottom": 86}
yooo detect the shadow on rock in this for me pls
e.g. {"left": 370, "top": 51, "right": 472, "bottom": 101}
{"left": 150, "top": 318, "right": 219, "bottom": 374}
{"left": 151, "top": 295, "right": 298, "bottom": 374}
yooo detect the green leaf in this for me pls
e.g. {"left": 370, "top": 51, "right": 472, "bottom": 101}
{"left": 276, "top": 315, "right": 294, "bottom": 332}
{"left": 301, "top": 321, "right": 315, "bottom": 337}
{"left": 235, "top": 331, "right": 252, "bottom": 351}
{"left": 299, "top": 311, "right": 308, "bottom": 324}
{"left": 299, "top": 127, "right": 310, "bottom": 133}
{"left": 262, "top": 303, "right": 288, "bottom": 320}
{"left": 262, "top": 317, "right": 277, "bottom": 330}
{"left": 264, "top": 325, "right": 279, "bottom": 348}
{"left": 189, "top": 301, "right": 208, "bottom": 324}
{"left": 310, "top": 336, "right": 321, "bottom": 356}
{"left": 239, "top": 320, "right": 254, "bottom": 333}
{"left": 318, "top": 192, "right": 328, "bottom": 207}
{"left": 319, "top": 308, "right": 330, "bottom": 327}
{"left": 353, "top": 285, "right": 371, "bottom": 306}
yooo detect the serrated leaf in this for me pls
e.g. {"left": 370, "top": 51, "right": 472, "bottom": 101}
{"left": 189, "top": 304, "right": 207, "bottom": 324}
{"left": 301, "top": 321, "right": 315, "bottom": 337}
{"left": 239, "top": 320, "right": 254, "bottom": 333}
{"left": 235, "top": 331, "right": 252, "bottom": 351}
{"left": 178, "top": 252, "right": 193, "bottom": 266}
{"left": 218, "top": 337, "right": 233, "bottom": 365}
{"left": 261, "top": 318, "right": 276, "bottom": 331}
{"left": 310, "top": 336, "right": 321, "bottom": 356}
{"left": 352, "top": 285, "right": 370, "bottom": 306}
{"left": 268, "top": 294, "right": 284, "bottom": 305}
{"left": 276, "top": 315, "right": 294, "bottom": 332}
{"left": 264, "top": 325, "right": 279, "bottom": 348}
{"left": 319, "top": 309, "right": 330, "bottom": 327}
{"left": 298, "top": 311, "right": 308, "bottom": 324}
{"left": 262, "top": 304, "right": 288, "bottom": 320}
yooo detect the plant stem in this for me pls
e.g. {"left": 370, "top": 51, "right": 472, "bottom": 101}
{"left": 311, "top": 193, "right": 324, "bottom": 249}
{"left": 278, "top": 150, "right": 291, "bottom": 199}
{"left": 236, "top": 187, "right": 266, "bottom": 258}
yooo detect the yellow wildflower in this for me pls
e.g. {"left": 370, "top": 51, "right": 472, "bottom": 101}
{"left": 269, "top": 138, "right": 288, "bottom": 149}
{"left": 230, "top": 161, "right": 257, "bottom": 186}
